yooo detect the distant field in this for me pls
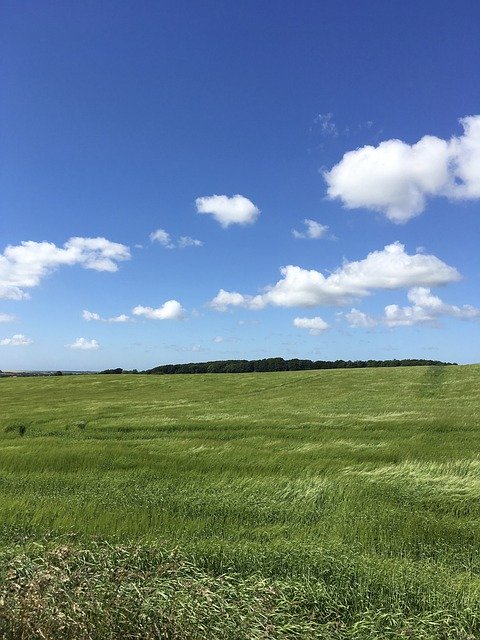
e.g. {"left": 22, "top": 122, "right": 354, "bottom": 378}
{"left": 1, "top": 365, "right": 479, "bottom": 639}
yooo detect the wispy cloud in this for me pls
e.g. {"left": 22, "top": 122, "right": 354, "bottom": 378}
{"left": 150, "top": 229, "right": 203, "bottom": 249}
{"left": 82, "top": 310, "right": 130, "bottom": 323}
{"left": 292, "top": 219, "right": 329, "bottom": 240}
{"left": 0, "top": 333, "right": 32, "bottom": 346}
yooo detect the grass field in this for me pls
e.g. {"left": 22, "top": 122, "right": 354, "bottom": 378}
{"left": 1, "top": 365, "right": 479, "bottom": 639}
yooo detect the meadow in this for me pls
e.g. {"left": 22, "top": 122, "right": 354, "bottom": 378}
{"left": 0, "top": 365, "right": 479, "bottom": 639}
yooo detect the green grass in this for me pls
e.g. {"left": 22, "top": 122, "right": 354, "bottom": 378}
{"left": 0, "top": 365, "right": 479, "bottom": 638}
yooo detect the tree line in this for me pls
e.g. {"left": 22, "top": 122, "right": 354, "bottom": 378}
{"left": 134, "top": 357, "right": 456, "bottom": 376}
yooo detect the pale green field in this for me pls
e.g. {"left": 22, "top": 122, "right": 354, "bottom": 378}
{"left": 0, "top": 365, "right": 479, "bottom": 638}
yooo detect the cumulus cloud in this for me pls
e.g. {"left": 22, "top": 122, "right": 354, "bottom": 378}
{"left": 82, "top": 310, "right": 130, "bottom": 323}
{"left": 384, "top": 287, "right": 480, "bottom": 327}
{"left": 0, "top": 313, "right": 15, "bottom": 323}
{"left": 345, "top": 308, "right": 377, "bottom": 328}
{"left": 293, "top": 316, "right": 329, "bottom": 335}
{"left": 132, "top": 299, "right": 185, "bottom": 320}
{"left": 0, "top": 333, "right": 32, "bottom": 346}
{"left": 292, "top": 219, "right": 329, "bottom": 240}
{"left": 68, "top": 337, "right": 100, "bottom": 350}
{"left": 0, "top": 237, "right": 130, "bottom": 300}
{"left": 210, "top": 242, "right": 460, "bottom": 311}
{"left": 324, "top": 115, "right": 480, "bottom": 222}
{"left": 195, "top": 194, "right": 260, "bottom": 227}
{"left": 209, "top": 289, "right": 266, "bottom": 312}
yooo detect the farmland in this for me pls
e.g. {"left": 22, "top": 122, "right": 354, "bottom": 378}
{"left": 1, "top": 365, "right": 479, "bottom": 639}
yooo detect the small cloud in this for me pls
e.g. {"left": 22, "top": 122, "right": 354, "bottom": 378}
{"left": 82, "top": 310, "right": 130, "bottom": 323}
{"left": 0, "top": 333, "right": 32, "bottom": 346}
{"left": 213, "top": 336, "right": 224, "bottom": 343}
{"left": 384, "top": 287, "right": 480, "bottom": 327}
{"left": 150, "top": 229, "right": 175, "bottom": 249}
{"left": 132, "top": 299, "right": 185, "bottom": 320}
{"left": 313, "top": 113, "right": 338, "bottom": 138}
{"left": 150, "top": 230, "right": 203, "bottom": 249}
{"left": 293, "top": 316, "right": 329, "bottom": 335}
{"left": 345, "top": 308, "right": 377, "bottom": 329}
{"left": 67, "top": 337, "right": 99, "bottom": 350}
{"left": 167, "top": 343, "right": 204, "bottom": 353}
{"left": 108, "top": 314, "right": 130, "bottom": 323}
{"left": 0, "top": 313, "right": 15, "bottom": 323}
{"left": 82, "top": 310, "right": 101, "bottom": 322}
{"left": 196, "top": 194, "right": 260, "bottom": 228}
{"left": 178, "top": 236, "right": 203, "bottom": 248}
{"left": 292, "top": 219, "right": 329, "bottom": 240}
{"left": 209, "top": 289, "right": 265, "bottom": 312}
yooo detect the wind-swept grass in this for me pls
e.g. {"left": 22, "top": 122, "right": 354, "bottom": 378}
{"left": 0, "top": 365, "right": 479, "bottom": 638}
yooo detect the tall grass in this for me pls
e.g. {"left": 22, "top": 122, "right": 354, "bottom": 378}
{"left": 0, "top": 365, "right": 479, "bottom": 638}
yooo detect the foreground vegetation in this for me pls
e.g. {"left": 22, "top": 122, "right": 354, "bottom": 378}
{"left": 0, "top": 365, "right": 479, "bottom": 638}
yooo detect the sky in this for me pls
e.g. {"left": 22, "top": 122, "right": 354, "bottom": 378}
{"left": 1, "top": 0, "right": 479, "bottom": 371}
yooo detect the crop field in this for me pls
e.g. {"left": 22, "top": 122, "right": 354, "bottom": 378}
{"left": 0, "top": 365, "right": 479, "bottom": 639}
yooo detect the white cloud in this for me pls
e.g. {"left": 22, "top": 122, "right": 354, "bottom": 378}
{"left": 345, "top": 308, "right": 377, "bottom": 328}
{"left": 324, "top": 115, "right": 480, "bottom": 222}
{"left": 292, "top": 219, "right": 329, "bottom": 240}
{"left": 178, "top": 236, "right": 203, "bottom": 248}
{"left": 0, "top": 313, "right": 15, "bottom": 323}
{"left": 0, "top": 333, "right": 32, "bottom": 346}
{"left": 82, "top": 310, "right": 101, "bottom": 321}
{"left": 213, "top": 336, "right": 224, "bottom": 343}
{"left": 210, "top": 242, "right": 460, "bottom": 311}
{"left": 109, "top": 314, "right": 130, "bottom": 323}
{"left": 150, "top": 229, "right": 203, "bottom": 249}
{"left": 0, "top": 237, "right": 130, "bottom": 300}
{"left": 150, "top": 229, "right": 174, "bottom": 248}
{"left": 82, "top": 310, "right": 130, "bottom": 323}
{"left": 195, "top": 194, "right": 260, "bottom": 227}
{"left": 132, "top": 299, "right": 185, "bottom": 320}
{"left": 67, "top": 337, "right": 100, "bottom": 350}
{"left": 384, "top": 287, "right": 480, "bottom": 327}
{"left": 293, "top": 316, "right": 329, "bottom": 335}
{"left": 313, "top": 113, "right": 338, "bottom": 137}
{"left": 209, "top": 289, "right": 266, "bottom": 312}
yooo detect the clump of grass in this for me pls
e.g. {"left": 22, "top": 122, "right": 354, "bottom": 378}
{"left": 4, "top": 422, "right": 27, "bottom": 436}
{"left": 0, "top": 540, "right": 478, "bottom": 640}
{"left": 75, "top": 420, "right": 87, "bottom": 430}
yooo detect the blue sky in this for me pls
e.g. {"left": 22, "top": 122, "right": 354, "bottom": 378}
{"left": 1, "top": 0, "right": 479, "bottom": 370}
